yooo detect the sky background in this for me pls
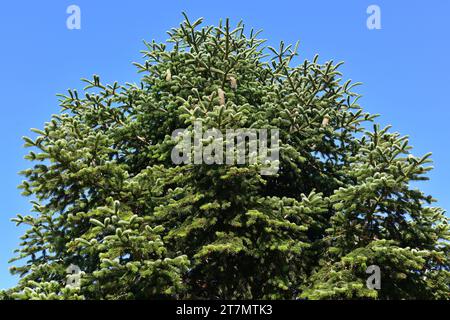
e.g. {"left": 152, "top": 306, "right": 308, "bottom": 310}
{"left": 0, "top": 0, "right": 449, "bottom": 289}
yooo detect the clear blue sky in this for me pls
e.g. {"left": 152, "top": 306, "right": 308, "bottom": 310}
{"left": 0, "top": 0, "right": 449, "bottom": 289}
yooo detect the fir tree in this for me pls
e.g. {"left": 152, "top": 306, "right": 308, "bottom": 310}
{"left": 2, "top": 14, "right": 449, "bottom": 300}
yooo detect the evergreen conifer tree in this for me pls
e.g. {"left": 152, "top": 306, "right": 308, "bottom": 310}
{"left": 2, "top": 14, "right": 449, "bottom": 300}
